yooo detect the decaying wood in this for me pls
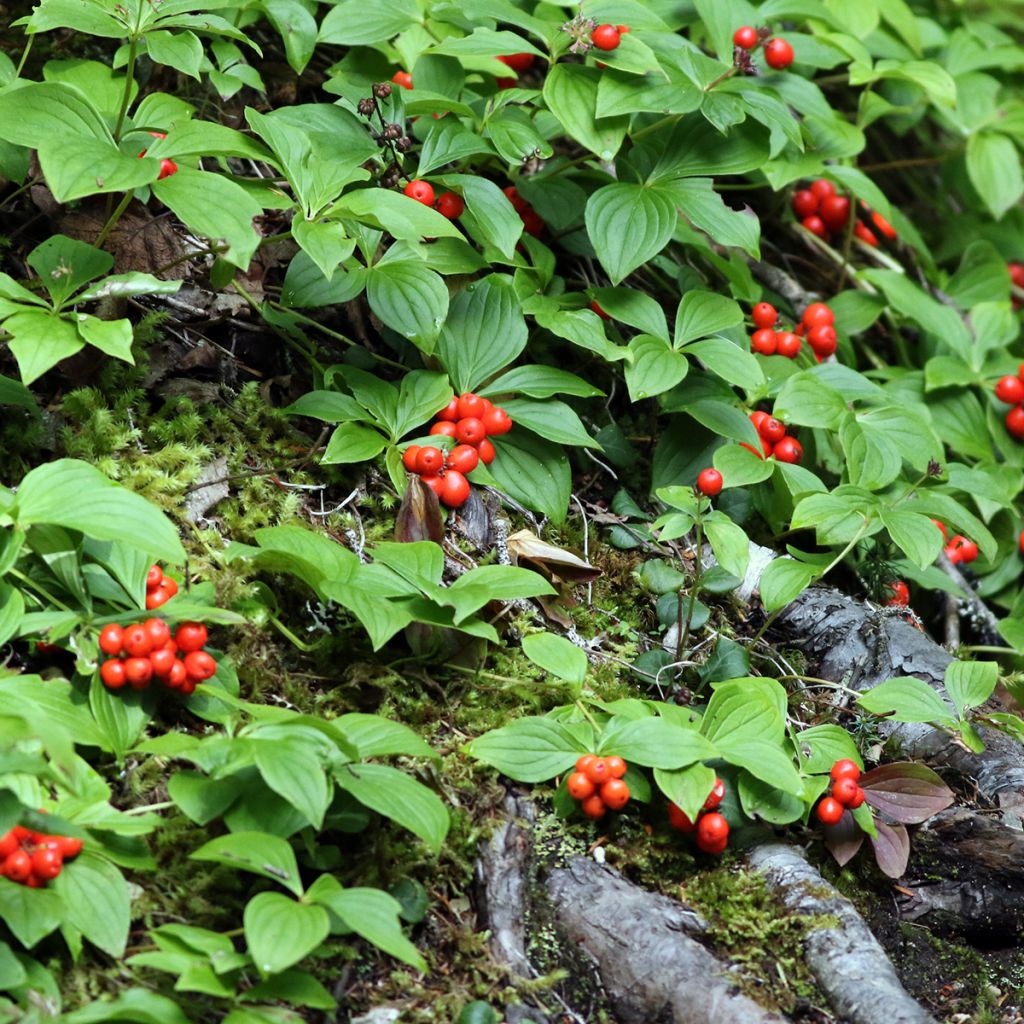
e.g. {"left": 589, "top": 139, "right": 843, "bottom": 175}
{"left": 749, "top": 843, "right": 937, "bottom": 1024}
{"left": 900, "top": 808, "right": 1024, "bottom": 941}
{"left": 545, "top": 856, "right": 787, "bottom": 1024}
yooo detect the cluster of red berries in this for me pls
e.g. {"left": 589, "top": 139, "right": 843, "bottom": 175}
{"left": 696, "top": 467, "right": 723, "bottom": 496}
{"left": 592, "top": 23, "right": 629, "bottom": 52}
{"left": 496, "top": 52, "right": 535, "bottom": 89}
{"left": 993, "top": 366, "right": 1024, "bottom": 440}
{"left": 503, "top": 186, "right": 544, "bottom": 237}
{"left": 749, "top": 301, "right": 838, "bottom": 361}
{"left": 745, "top": 411, "right": 803, "bottom": 464}
{"left": 137, "top": 131, "right": 177, "bottom": 180}
{"left": 98, "top": 619, "right": 215, "bottom": 695}
{"left": 931, "top": 519, "right": 978, "bottom": 566}
{"left": 146, "top": 563, "right": 179, "bottom": 609}
{"left": 0, "top": 826, "right": 82, "bottom": 887}
{"left": 732, "top": 25, "right": 794, "bottom": 70}
{"left": 668, "top": 777, "right": 729, "bottom": 854}
{"left": 566, "top": 755, "right": 631, "bottom": 819}
{"left": 401, "top": 179, "right": 465, "bottom": 221}
{"left": 815, "top": 759, "right": 865, "bottom": 825}
{"left": 885, "top": 580, "right": 910, "bottom": 607}
{"left": 793, "top": 180, "right": 896, "bottom": 248}
{"left": 402, "top": 393, "right": 513, "bottom": 509}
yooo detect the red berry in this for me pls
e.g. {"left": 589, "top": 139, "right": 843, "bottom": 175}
{"left": 697, "top": 468, "right": 723, "bottom": 496}
{"left": 830, "top": 759, "right": 861, "bottom": 782}
{"left": 100, "top": 659, "right": 127, "bottom": 689}
{"left": 498, "top": 53, "right": 535, "bottom": 72}
{"left": 174, "top": 622, "right": 208, "bottom": 653}
{"left": 31, "top": 847, "right": 62, "bottom": 881}
{"left": 456, "top": 394, "right": 485, "bottom": 419}
{"left": 124, "top": 657, "right": 153, "bottom": 690}
{"left": 167, "top": 659, "right": 188, "bottom": 690}
{"left": 758, "top": 417, "right": 786, "bottom": 444}
{"left": 402, "top": 445, "right": 422, "bottom": 472}
{"left": 122, "top": 624, "right": 153, "bottom": 658}
{"left": 447, "top": 444, "right": 480, "bottom": 475}
{"left": 949, "top": 535, "right": 979, "bottom": 564}
{"left": 802, "top": 215, "right": 828, "bottom": 239}
{"left": 792, "top": 189, "right": 819, "bottom": 219}
{"left": 996, "top": 376, "right": 1024, "bottom": 404}
{"left": 810, "top": 179, "right": 836, "bottom": 202}
{"left": 421, "top": 474, "right": 445, "bottom": 497}
{"left": 478, "top": 438, "right": 497, "bottom": 465}
{"left": 482, "top": 407, "right": 513, "bottom": 435}
{"left": 703, "top": 777, "right": 726, "bottom": 811}
{"left": 600, "top": 778, "right": 630, "bottom": 811}
{"left": 1007, "top": 405, "right": 1024, "bottom": 439}
{"left": 429, "top": 421, "right": 459, "bottom": 438}
{"left": 146, "top": 564, "right": 164, "bottom": 590}
{"left": 591, "top": 24, "right": 621, "bottom": 51}
{"left": 146, "top": 577, "right": 178, "bottom": 609}
{"left": 668, "top": 803, "right": 696, "bottom": 832}
{"left": 581, "top": 795, "right": 606, "bottom": 819}
{"left": 184, "top": 650, "right": 217, "bottom": 681}
{"left": 591, "top": 299, "right": 611, "bottom": 320}
{"left": 503, "top": 186, "right": 529, "bottom": 213}
{"left": 945, "top": 542, "right": 963, "bottom": 565}
{"left": 763, "top": 37, "right": 794, "bottom": 69}
{"left": 143, "top": 618, "right": 171, "bottom": 649}
{"left": 56, "top": 836, "right": 82, "bottom": 858}
{"left": 816, "top": 797, "right": 844, "bottom": 825}
{"left": 773, "top": 436, "right": 803, "bottom": 464}
{"left": 583, "top": 758, "right": 610, "bottom": 784}
{"left": 1010, "top": 263, "right": 1024, "bottom": 288}
{"left": 440, "top": 470, "right": 471, "bottom": 509}
{"left": 567, "top": 772, "right": 595, "bottom": 800}
{"left": 416, "top": 447, "right": 445, "bottom": 474}
{"left": 776, "top": 331, "right": 802, "bottom": 359}
{"left": 854, "top": 221, "right": 879, "bottom": 247}
{"left": 434, "top": 192, "right": 465, "bottom": 220}
{"left": 520, "top": 208, "right": 545, "bottom": 236}
{"left": 149, "top": 647, "right": 176, "bottom": 677}
{"left": 732, "top": 25, "right": 758, "bottom": 49}
{"left": 98, "top": 624, "right": 124, "bottom": 656}
{"left": 885, "top": 581, "right": 910, "bottom": 607}
{"left": 807, "top": 324, "right": 838, "bottom": 357}
{"left": 605, "top": 756, "right": 627, "bottom": 779}
{"left": 157, "top": 159, "right": 177, "bottom": 180}
{"left": 436, "top": 399, "right": 460, "bottom": 421}
{"left": 3, "top": 849, "right": 31, "bottom": 882}
{"left": 803, "top": 303, "right": 835, "bottom": 328}
{"left": 0, "top": 832, "right": 15, "bottom": 858}
{"left": 391, "top": 70, "right": 413, "bottom": 89}
{"left": 749, "top": 410, "right": 769, "bottom": 431}
{"left": 751, "top": 328, "right": 777, "bottom": 355}
{"left": 740, "top": 442, "right": 765, "bottom": 460}
{"left": 752, "top": 302, "right": 777, "bottom": 329}
{"left": 456, "top": 418, "right": 487, "bottom": 445}
{"left": 932, "top": 519, "right": 948, "bottom": 540}
{"left": 831, "top": 777, "right": 860, "bottom": 805}
{"left": 847, "top": 786, "right": 865, "bottom": 809}
{"left": 870, "top": 209, "right": 897, "bottom": 240}
{"left": 696, "top": 812, "right": 729, "bottom": 853}
{"left": 403, "top": 179, "right": 435, "bottom": 206}
{"left": 575, "top": 754, "right": 596, "bottom": 773}
{"left": 819, "top": 194, "right": 851, "bottom": 232}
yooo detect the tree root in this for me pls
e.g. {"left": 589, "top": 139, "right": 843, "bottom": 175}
{"left": 749, "top": 843, "right": 937, "bottom": 1024}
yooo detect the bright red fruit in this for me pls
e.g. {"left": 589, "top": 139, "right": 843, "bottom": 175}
{"left": 403, "top": 179, "right": 435, "bottom": 206}
{"left": 758, "top": 417, "right": 786, "bottom": 444}
{"left": 763, "top": 37, "right": 794, "bottom": 69}
{"left": 802, "top": 215, "right": 828, "bottom": 239}
{"left": 436, "top": 399, "right": 460, "bottom": 421}
{"left": 591, "top": 24, "right": 622, "bottom": 51}
{"left": 600, "top": 778, "right": 630, "bottom": 810}
{"left": 831, "top": 776, "right": 860, "bottom": 805}
{"left": 584, "top": 758, "right": 610, "bottom": 784}
{"left": 591, "top": 299, "right": 611, "bottom": 320}
{"left": 440, "top": 470, "right": 471, "bottom": 509}
{"left": 122, "top": 625, "right": 153, "bottom": 658}
{"left": 807, "top": 324, "right": 838, "bottom": 357}
{"left": 870, "top": 210, "right": 898, "bottom": 240}
{"left": 773, "top": 436, "right": 803, "bottom": 464}
{"left": 31, "top": 848, "right": 62, "bottom": 880}
{"left": 478, "top": 438, "right": 497, "bottom": 464}
{"left": 57, "top": 836, "right": 83, "bottom": 858}
{"left": 854, "top": 221, "right": 879, "bottom": 247}
{"left": 752, "top": 302, "right": 777, "bottom": 329}
{"left": 158, "top": 159, "right": 177, "bottom": 180}
{"left": 4, "top": 850, "right": 31, "bottom": 881}
{"left": 498, "top": 53, "right": 535, "bottom": 72}
{"left": 847, "top": 786, "right": 865, "bottom": 809}
{"left": 402, "top": 445, "right": 421, "bottom": 471}
{"left": 581, "top": 795, "right": 606, "bottom": 819}
{"left": 175, "top": 622, "right": 208, "bottom": 652}
{"left": 416, "top": 447, "right": 445, "bottom": 474}
{"left": 697, "top": 468, "right": 723, "bottom": 496}
{"left": 776, "top": 332, "right": 801, "bottom": 359}
{"left": 146, "top": 565, "right": 164, "bottom": 590}
{"left": 733, "top": 25, "right": 758, "bottom": 49}
{"left": 1007, "top": 406, "right": 1024, "bottom": 438}
{"left": 949, "top": 535, "right": 979, "bottom": 564}
{"left": 605, "top": 756, "right": 627, "bottom": 779}
{"left": 567, "top": 772, "right": 595, "bottom": 800}
{"left": 696, "top": 812, "right": 729, "bottom": 853}
{"left": 146, "top": 577, "right": 178, "bottom": 609}
{"left": 816, "top": 797, "right": 844, "bottom": 825}
{"left": 434, "top": 192, "right": 465, "bottom": 219}
{"left": 168, "top": 659, "right": 188, "bottom": 689}
{"left": 575, "top": 755, "right": 596, "bottom": 773}
{"left": 184, "top": 650, "right": 217, "bottom": 681}
{"left": 520, "top": 208, "right": 545, "bottom": 236}
{"left": 482, "top": 408, "right": 513, "bottom": 435}
{"left": 455, "top": 418, "right": 486, "bottom": 445}
{"left": 98, "top": 624, "right": 124, "bottom": 656}
{"left": 668, "top": 802, "right": 697, "bottom": 832}
{"left": 504, "top": 186, "right": 529, "bottom": 213}
{"left": 143, "top": 618, "right": 171, "bottom": 648}
{"left": 124, "top": 657, "right": 153, "bottom": 689}
{"left": 149, "top": 647, "right": 176, "bottom": 677}
{"left": 391, "top": 70, "right": 413, "bottom": 89}
{"left": 830, "top": 759, "right": 861, "bottom": 782}
{"left": 803, "top": 302, "right": 835, "bottom": 328}
{"left": 819, "top": 194, "right": 851, "bottom": 232}
{"left": 429, "top": 421, "right": 458, "bottom": 438}
{"left": 447, "top": 444, "right": 480, "bottom": 475}
{"left": 792, "top": 189, "right": 818, "bottom": 218}
{"left": 885, "top": 581, "right": 910, "bottom": 607}
{"left": 996, "top": 376, "right": 1024, "bottom": 404}
{"left": 703, "top": 777, "right": 726, "bottom": 810}
{"left": 100, "top": 659, "right": 127, "bottom": 689}
{"left": 751, "top": 328, "right": 777, "bottom": 355}
{"left": 457, "top": 393, "right": 485, "bottom": 419}
{"left": 810, "top": 179, "right": 836, "bottom": 202}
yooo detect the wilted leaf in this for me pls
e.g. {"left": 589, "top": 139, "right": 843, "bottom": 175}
{"left": 507, "top": 529, "right": 602, "bottom": 583}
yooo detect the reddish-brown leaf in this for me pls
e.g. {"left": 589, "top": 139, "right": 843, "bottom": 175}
{"left": 822, "top": 810, "right": 864, "bottom": 867}
{"left": 871, "top": 822, "right": 910, "bottom": 878}
{"left": 860, "top": 762, "right": 954, "bottom": 824}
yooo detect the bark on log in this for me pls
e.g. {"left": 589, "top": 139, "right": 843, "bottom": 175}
{"left": 545, "top": 856, "right": 787, "bottom": 1024}
{"left": 900, "top": 807, "right": 1024, "bottom": 942}
{"left": 749, "top": 843, "right": 937, "bottom": 1024}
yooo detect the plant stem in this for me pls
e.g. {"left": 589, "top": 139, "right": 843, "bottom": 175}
{"left": 14, "top": 35, "right": 33, "bottom": 78}
{"left": 113, "top": 34, "right": 139, "bottom": 142}
{"left": 677, "top": 517, "right": 704, "bottom": 660}
{"left": 94, "top": 192, "right": 133, "bottom": 249}
{"left": 703, "top": 66, "right": 737, "bottom": 92}
{"left": 270, "top": 615, "right": 325, "bottom": 652}
{"left": 9, "top": 569, "right": 71, "bottom": 612}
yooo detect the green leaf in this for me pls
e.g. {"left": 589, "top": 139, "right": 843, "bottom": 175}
{"left": 53, "top": 852, "right": 130, "bottom": 957}
{"left": 758, "top": 557, "right": 820, "bottom": 611}
{"left": 466, "top": 717, "right": 586, "bottom": 782}
{"left": 669, "top": 178, "right": 761, "bottom": 257}
{"left": 943, "top": 661, "right": 998, "bottom": 718}
{"left": 321, "top": 423, "right": 388, "bottom": 465}
{"left": 244, "top": 893, "right": 329, "bottom": 977}
{"left": 522, "top": 633, "right": 588, "bottom": 685}
{"left": 499, "top": 398, "right": 598, "bottom": 448}
{"left": 254, "top": 738, "right": 330, "bottom": 829}
{"left": 0, "top": 879, "right": 64, "bottom": 948}
{"left": 481, "top": 365, "right": 602, "bottom": 399}
{"left": 447, "top": 174, "right": 522, "bottom": 259}
{"left": 542, "top": 65, "right": 628, "bottom": 161}
{"left": 4, "top": 311, "right": 84, "bottom": 385}
{"left": 713, "top": 443, "right": 775, "bottom": 486}
{"left": 685, "top": 337, "right": 763, "bottom": 390}
{"left": 291, "top": 220, "right": 355, "bottom": 282}
{"left": 795, "top": 724, "right": 863, "bottom": 775}
{"left": 394, "top": 371, "right": 453, "bottom": 439}
{"left": 366, "top": 261, "right": 448, "bottom": 352}
{"left": 333, "top": 762, "right": 449, "bottom": 853}
{"left": 74, "top": 314, "right": 134, "bottom": 363}
{"left": 0, "top": 81, "right": 111, "bottom": 146}
{"left": 653, "top": 763, "right": 717, "bottom": 822}
{"left": 191, "top": 831, "right": 303, "bottom": 897}
{"left": 598, "top": 717, "right": 718, "bottom": 768}
{"left": 15, "top": 459, "right": 185, "bottom": 562}
{"left": 625, "top": 335, "right": 688, "bottom": 400}
{"left": 879, "top": 509, "right": 945, "bottom": 570}
{"left": 704, "top": 511, "right": 749, "bottom": 578}
{"left": 585, "top": 182, "right": 678, "bottom": 285}
{"left": 318, "top": 0, "right": 419, "bottom": 43}
{"left": 38, "top": 139, "right": 159, "bottom": 203}
{"left": 774, "top": 372, "right": 848, "bottom": 429}
{"left": 485, "top": 432, "right": 571, "bottom": 523}
{"left": 967, "top": 132, "right": 1024, "bottom": 221}
{"left": 444, "top": 566, "right": 555, "bottom": 624}
{"left": 335, "top": 713, "right": 437, "bottom": 760}
{"left": 857, "top": 678, "right": 955, "bottom": 724}
{"left": 673, "top": 290, "right": 744, "bottom": 347}
{"left": 436, "top": 276, "right": 527, "bottom": 393}
{"left": 337, "top": 188, "right": 463, "bottom": 243}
